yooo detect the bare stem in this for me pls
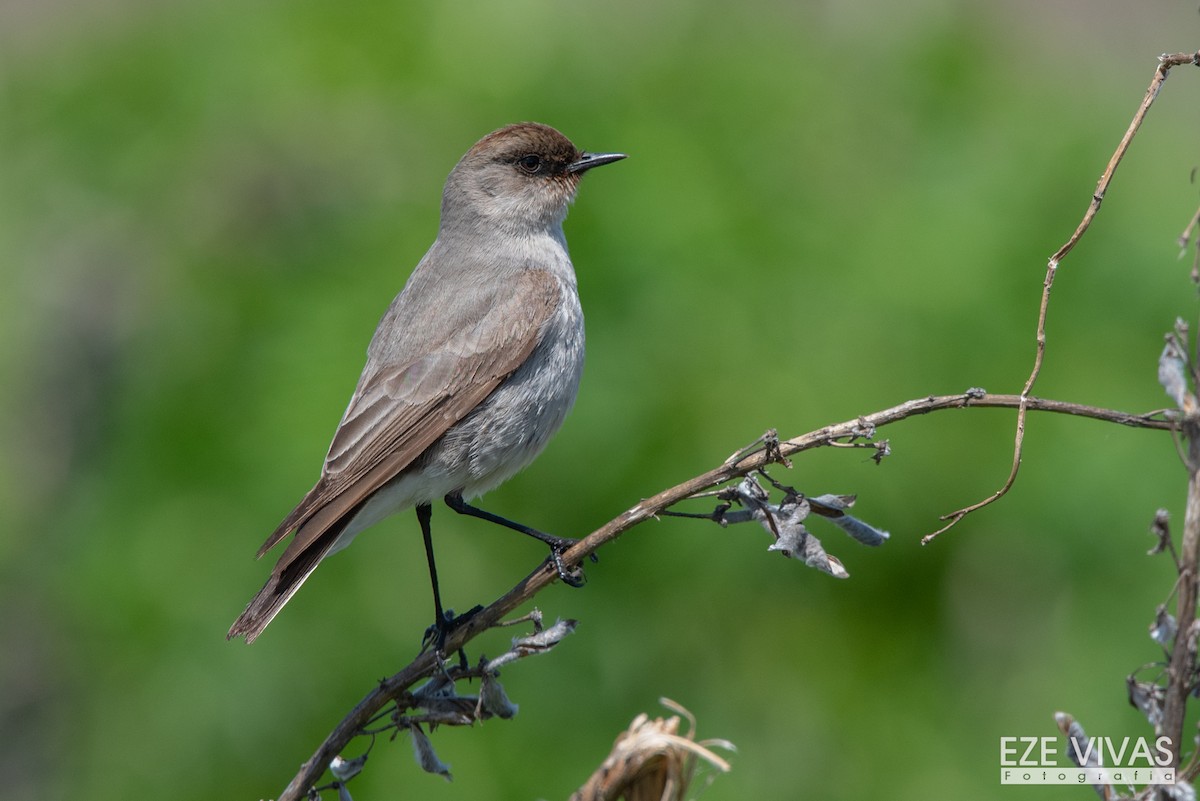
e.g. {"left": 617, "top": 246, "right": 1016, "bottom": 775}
{"left": 1163, "top": 421, "right": 1200, "bottom": 766}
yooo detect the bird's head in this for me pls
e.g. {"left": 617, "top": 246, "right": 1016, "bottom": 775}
{"left": 442, "top": 122, "right": 625, "bottom": 235}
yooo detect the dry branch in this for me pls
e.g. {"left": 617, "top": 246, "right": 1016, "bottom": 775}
{"left": 277, "top": 392, "right": 1172, "bottom": 800}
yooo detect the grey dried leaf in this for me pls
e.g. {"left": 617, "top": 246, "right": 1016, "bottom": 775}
{"left": 1126, "top": 676, "right": 1165, "bottom": 728}
{"left": 719, "top": 474, "right": 887, "bottom": 575}
{"left": 766, "top": 525, "right": 807, "bottom": 558}
{"left": 741, "top": 478, "right": 809, "bottom": 535}
{"left": 732, "top": 476, "right": 848, "bottom": 576}
{"left": 776, "top": 495, "right": 812, "bottom": 526}
{"left": 826, "top": 513, "right": 890, "bottom": 547}
{"left": 329, "top": 753, "right": 367, "bottom": 782}
{"left": 412, "top": 673, "right": 455, "bottom": 700}
{"left": 736, "top": 475, "right": 771, "bottom": 509}
{"left": 336, "top": 781, "right": 354, "bottom": 801}
{"left": 479, "top": 671, "right": 519, "bottom": 719}
{"left": 1149, "top": 509, "right": 1171, "bottom": 556}
{"left": 809, "top": 494, "right": 856, "bottom": 512}
{"left": 1159, "top": 335, "right": 1195, "bottom": 411}
{"left": 709, "top": 509, "right": 754, "bottom": 525}
{"left": 412, "top": 700, "right": 477, "bottom": 724}
{"left": 412, "top": 688, "right": 473, "bottom": 716}
{"left": 1150, "top": 606, "right": 1178, "bottom": 650}
{"left": 806, "top": 494, "right": 889, "bottom": 546}
{"left": 1054, "top": 712, "right": 1098, "bottom": 769}
{"left": 768, "top": 527, "right": 850, "bottom": 578}
{"left": 408, "top": 723, "right": 452, "bottom": 782}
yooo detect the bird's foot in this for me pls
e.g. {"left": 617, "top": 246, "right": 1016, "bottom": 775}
{"left": 544, "top": 536, "right": 591, "bottom": 587}
{"left": 421, "top": 604, "right": 484, "bottom": 658}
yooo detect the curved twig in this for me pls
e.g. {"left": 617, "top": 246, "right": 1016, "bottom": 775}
{"left": 925, "top": 50, "right": 1200, "bottom": 545}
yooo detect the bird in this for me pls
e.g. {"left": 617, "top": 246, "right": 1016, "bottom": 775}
{"left": 228, "top": 122, "right": 625, "bottom": 644}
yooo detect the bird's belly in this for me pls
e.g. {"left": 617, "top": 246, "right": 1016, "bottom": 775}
{"left": 329, "top": 282, "right": 584, "bottom": 555}
{"left": 437, "top": 291, "right": 585, "bottom": 498}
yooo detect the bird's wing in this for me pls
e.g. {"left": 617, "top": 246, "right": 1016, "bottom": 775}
{"left": 258, "top": 267, "right": 560, "bottom": 568}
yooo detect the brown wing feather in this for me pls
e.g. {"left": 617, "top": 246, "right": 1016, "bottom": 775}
{"left": 254, "top": 362, "right": 499, "bottom": 560}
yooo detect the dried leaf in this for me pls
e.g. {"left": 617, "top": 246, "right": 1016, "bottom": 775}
{"left": 1150, "top": 605, "right": 1177, "bottom": 650}
{"left": 329, "top": 754, "right": 367, "bottom": 782}
{"left": 479, "top": 671, "right": 519, "bottom": 720}
{"left": 1149, "top": 509, "right": 1171, "bottom": 556}
{"left": 1159, "top": 331, "right": 1196, "bottom": 412}
{"left": 408, "top": 724, "right": 452, "bottom": 782}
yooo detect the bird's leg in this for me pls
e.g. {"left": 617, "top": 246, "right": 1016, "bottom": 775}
{"left": 417, "top": 503, "right": 481, "bottom": 655}
{"left": 444, "top": 492, "right": 587, "bottom": 587}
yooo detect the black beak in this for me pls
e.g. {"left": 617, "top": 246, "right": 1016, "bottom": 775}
{"left": 568, "top": 151, "right": 627, "bottom": 174}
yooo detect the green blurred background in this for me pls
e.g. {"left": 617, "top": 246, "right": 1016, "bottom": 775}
{"left": 4, "top": 1, "right": 1200, "bottom": 799}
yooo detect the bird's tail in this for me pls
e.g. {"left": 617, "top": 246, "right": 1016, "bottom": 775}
{"left": 227, "top": 535, "right": 336, "bottom": 643}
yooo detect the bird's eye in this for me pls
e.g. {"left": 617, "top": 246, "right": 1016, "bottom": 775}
{"left": 517, "top": 154, "right": 542, "bottom": 174}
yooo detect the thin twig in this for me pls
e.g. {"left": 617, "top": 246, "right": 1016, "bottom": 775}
{"left": 1177, "top": 202, "right": 1200, "bottom": 285}
{"left": 926, "top": 50, "right": 1200, "bottom": 544}
{"left": 1177, "top": 203, "right": 1200, "bottom": 252}
{"left": 275, "top": 391, "right": 1171, "bottom": 800}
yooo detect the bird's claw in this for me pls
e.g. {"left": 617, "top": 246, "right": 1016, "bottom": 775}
{"left": 547, "top": 538, "right": 587, "bottom": 587}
